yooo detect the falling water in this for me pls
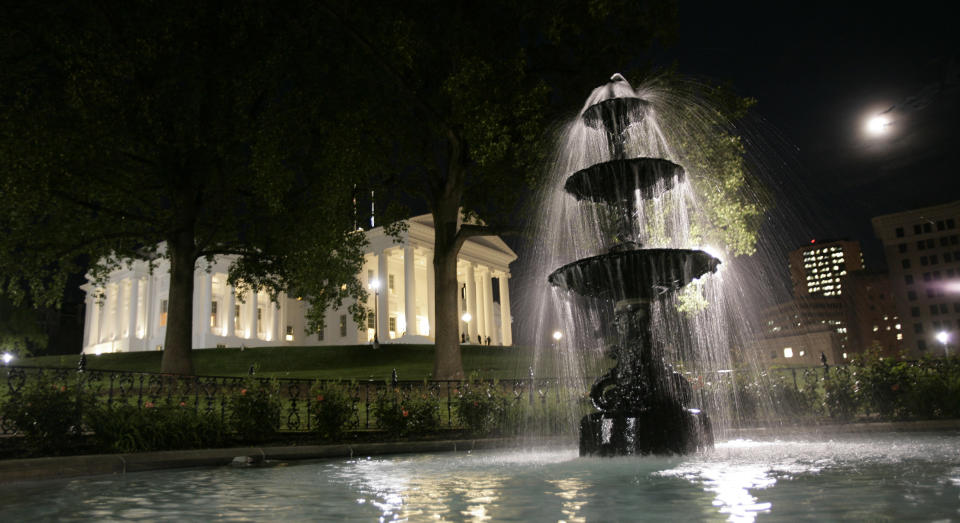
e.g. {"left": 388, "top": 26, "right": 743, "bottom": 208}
{"left": 523, "top": 74, "right": 806, "bottom": 441}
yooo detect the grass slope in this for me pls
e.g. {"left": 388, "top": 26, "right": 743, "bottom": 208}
{"left": 18, "top": 344, "right": 588, "bottom": 380}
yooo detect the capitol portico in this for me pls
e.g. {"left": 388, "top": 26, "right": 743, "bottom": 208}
{"left": 80, "top": 214, "right": 516, "bottom": 354}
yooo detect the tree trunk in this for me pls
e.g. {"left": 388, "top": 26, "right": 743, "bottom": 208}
{"left": 432, "top": 192, "right": 465, "bottom": 379}
{"left": 160, "top": 227, "right": 196, "bottom": 375}
{"left": 432, "top": 239, "right": 464, "bottom": 379}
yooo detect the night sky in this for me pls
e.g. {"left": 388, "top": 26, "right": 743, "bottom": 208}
{"left": 660, "top": 2, "right": 960, "bottom": 269}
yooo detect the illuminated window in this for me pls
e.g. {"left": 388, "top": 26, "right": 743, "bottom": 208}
{"left": 210, "top": 301, "right": 218, "bottom": 328}
{"left": 783, "top": 347, "right": 794, "bottom": 358}
{"left": 285, "top": 325, "right": 294, "bottom": 342}
{"left": 389, "top": 316, "right": 397, "bottom": 333}
{"left": 388, "top": 274, "right": 395, "bottom": 291}
{"left": 367, "top": 313, "right": 376, "bottom": 329}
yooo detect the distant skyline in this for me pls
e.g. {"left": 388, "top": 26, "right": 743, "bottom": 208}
{"left": 658, "top": 2, "right": 959, "bottom": 269}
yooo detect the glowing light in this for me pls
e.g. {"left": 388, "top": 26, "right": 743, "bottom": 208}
{"left": 1, "top": 353, "right": 13, "bottom": 364}
{"left": 783, "top": 347, "right": 794, "bottom": 358}
{"left": 552, "top": 330, "right": 563, "bottom": 341}
{"left": 936, "top": 331, "right": 949, "bottom": 344}
{"left": 285, "top": 334, "right": 294, "bottom": 341}
{"left": 461, "top": 312, "right": 472, "bottom": 323}
{"left": 866, "top": 115, "right": 891, "bottom": 134}
{"left": 368, "top": 279, "right": 380, "bottom": 290}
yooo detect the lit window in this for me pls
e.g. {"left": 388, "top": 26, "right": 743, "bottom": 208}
{"left": 783, "top": 347, "right": 794, "bottom": 358}
{"left": 160, "top": 299, "right": 168, "bottom": 327}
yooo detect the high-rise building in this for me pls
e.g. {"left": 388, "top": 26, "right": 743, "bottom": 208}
{"left": 788, "top": 240, "right": 865, "bottom": 297}
{"left": 872, "top": 200, "right": 960, "bottom": 356}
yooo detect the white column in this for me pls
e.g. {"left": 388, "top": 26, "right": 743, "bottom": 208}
{"left": 127, "top": 277, "right": 139, "bottom": 340}
{"left": 144, "top": 275, "right": 155, "bottom": 342}
{"left": 248, "top": 290, "right": 258, "bottom": 339}
{"left": 271, "top": 300, "right": 281, "bottom": 342}
{"left": 84, "top": 296, "right": 96, "bottom": 348}
{"left": 225, "top": 285, "right": 235, "bottom": 337}
{"left": 426, "top": 249, "right": 436, "bottom": 339}
{"left": 403, "top": 245, "right": 417, "bottom": 336}
{"left": 456, "top": 274, "right": 463, "bottom": 340}
{"left": 482, "top": 269, "right": 494, "bottom": 345}
{"left": 499, "top": 274, "right": 512, "bottom": 346}
{"left": 114, "top": 282, "right": 124, "bottom": 340}
{"left": 199, "top": 272, "right": 212, "bottom": 342}
{"left": 465, "top": 262, "right": 478, "bottom": 342}
{"left": 377, "top": 249, "right": 390, "bottom": 339}
{"left": 473, "top": 267, "right": 487, "bottom": 345}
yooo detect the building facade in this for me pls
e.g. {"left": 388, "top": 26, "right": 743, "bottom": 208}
{"left": 872, "top": 200, "right": 960, "bottom": 356}
{"left": 752, "top": 297, "right": 847, "bottom": 366}
{"left": 80, "top": 214, "right": 517, "bottom": 355}
{"left": 839, "top": 271, "right": 902, "bottom": 357}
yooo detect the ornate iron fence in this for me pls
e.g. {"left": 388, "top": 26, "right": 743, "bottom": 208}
{"left": 0, "top": 366, "right": 584, "bottom": 436}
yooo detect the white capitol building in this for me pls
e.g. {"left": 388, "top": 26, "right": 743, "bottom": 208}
{"left": 80, "top": 214, "right": 516, "bottom": 354}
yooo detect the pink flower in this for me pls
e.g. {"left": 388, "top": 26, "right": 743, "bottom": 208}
{"left": 144, "top": 401, "right": 155, "bottom": 408}
{"left": 402, "top": 409, "right": 409, "bottom": 417}
{"left": 241, "top": 389, "right": 247, "bottom": 396}
{"left": 179, "top": 401, "right": 186, "bottom": 407}
{"left": 317, "top": 394, "right": 325, "bottom": 402}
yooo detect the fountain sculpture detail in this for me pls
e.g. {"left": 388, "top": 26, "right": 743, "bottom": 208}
{"left": 548, "top": 74, "right": 719, "bottom": 456}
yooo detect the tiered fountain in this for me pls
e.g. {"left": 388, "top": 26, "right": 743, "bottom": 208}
{"left": 548, "top": 74, "right": 720, "bottom": 456}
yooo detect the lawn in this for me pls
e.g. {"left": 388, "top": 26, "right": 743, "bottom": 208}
{"left": 17, "top": 344, "right": 602, "bottom": 381}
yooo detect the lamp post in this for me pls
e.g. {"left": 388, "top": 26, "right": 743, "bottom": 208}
{"left": 552, "top": 330, "right": 562, "bottom": 349}
{"left": 370, "top": 279, "right": 381, "bottom": 350}
{"left": 936, "top": 331, "right": 949, "bottom": 358}
{"left": 461, "top": 312, "right": 472, "bottom": 343}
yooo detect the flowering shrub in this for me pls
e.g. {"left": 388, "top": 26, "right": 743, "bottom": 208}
{"left": 0, "top": 377, "right": 84, "bottom": 454}
{"left": 85, "top": 402, "right": 225, "bottom": 452}
{"left": 372, "top": 385, "right": 440, "bottom": 437}
{"left": 310, "top": 381, "right": 356, "bottom": 441}
{"left": 229, "top": 379, "right": 282, "bottom": 442}
{"left": 455, "top": 381, "right": 512, "bottom": 435}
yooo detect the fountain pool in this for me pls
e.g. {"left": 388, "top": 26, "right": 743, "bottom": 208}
{"left": 2, "top": 430, "right": 958, "bottom": 521}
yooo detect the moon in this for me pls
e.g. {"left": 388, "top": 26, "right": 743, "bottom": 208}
{"left": 866, "top": 115, "right": 891, "bottom": 134}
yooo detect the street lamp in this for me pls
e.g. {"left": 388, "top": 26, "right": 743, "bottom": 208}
{"left": 1, "top": 352, "right": 13, "bottom": 365}
{"left": 552, "top": 330, "right": 563, "bottom": 341}
{"left": 936, "top": 331, "right": 949, "bottom": 357}
{"left": 369, "top": 279, "right": 381, "bottom": 349}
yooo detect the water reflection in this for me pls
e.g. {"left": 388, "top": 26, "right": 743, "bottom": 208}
{"left": 2, "top": 434, "right": 959, "bottom": 521}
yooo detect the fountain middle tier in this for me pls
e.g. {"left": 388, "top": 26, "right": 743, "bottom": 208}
{"left": 547, "top": 248, "right": 720, "bottom": 302}
{"left": 564, "top": 157, "right": 685, "bottom": 204}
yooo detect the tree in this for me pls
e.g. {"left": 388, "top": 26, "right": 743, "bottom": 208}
{"left": 0, "top": 1, "right": 370, "bottom": 374}
{"left": 314, "top": 0, "right": 681, "bottom": 379}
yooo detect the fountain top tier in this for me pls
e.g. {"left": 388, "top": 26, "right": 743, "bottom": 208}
{"left": 580, "top": 73, "right": 650, "bottom": 138}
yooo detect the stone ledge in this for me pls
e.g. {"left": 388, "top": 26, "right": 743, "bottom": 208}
{"left": 0, "top": 437, "right": 539, "bottom": 484}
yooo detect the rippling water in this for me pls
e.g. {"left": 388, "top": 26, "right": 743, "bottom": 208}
{"left": 3, "top": 431, "right": 959, "bottom": 521}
